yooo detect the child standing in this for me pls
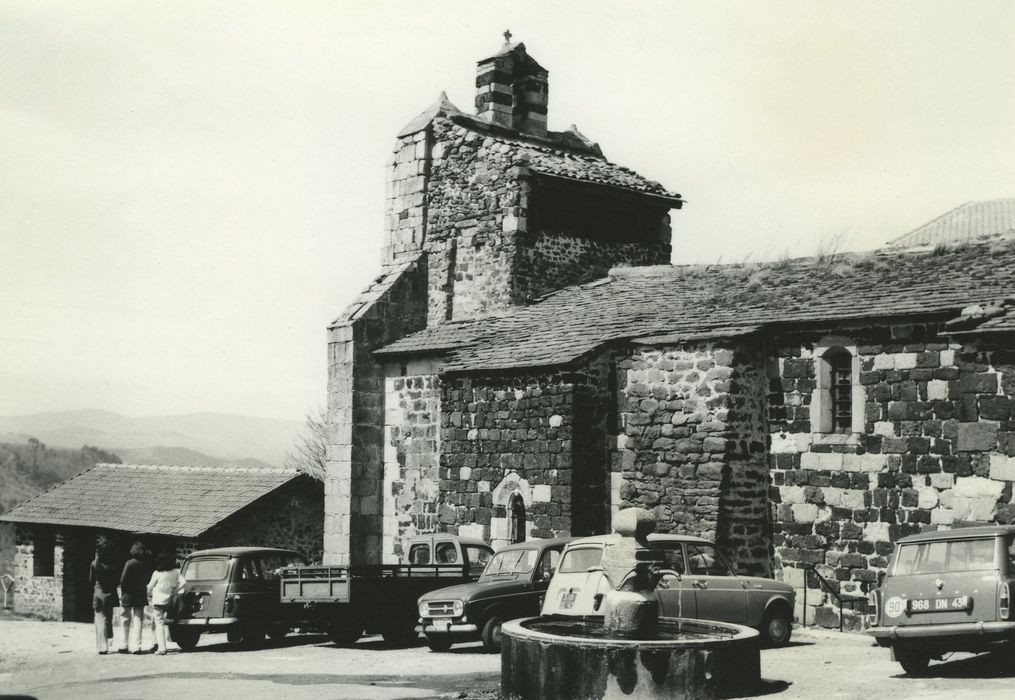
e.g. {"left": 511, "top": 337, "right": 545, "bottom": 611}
{"left": 147, "top": 554, "right": 184, "bottom": 655}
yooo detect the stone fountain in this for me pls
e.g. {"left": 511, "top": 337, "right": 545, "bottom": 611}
{"left": 501, "top": 508, "right": 761, "bottom": 700}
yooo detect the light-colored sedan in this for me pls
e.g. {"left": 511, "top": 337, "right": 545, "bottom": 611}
{"left": 541, "top": 533, "right": 795, "bottom": 645}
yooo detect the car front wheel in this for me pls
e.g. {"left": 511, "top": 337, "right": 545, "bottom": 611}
{"left": 425, "top": 633, "right": 453, "bottom": 652}
{"left": 481, "top": 616, "right": 503, "bottom": 653}
{"left": 760, "top": 607, "right": 792, "bottom": 646}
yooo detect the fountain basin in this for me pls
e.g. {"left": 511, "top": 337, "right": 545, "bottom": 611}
{"left": 501, "top": 616, "right": 760, "bottom": 700}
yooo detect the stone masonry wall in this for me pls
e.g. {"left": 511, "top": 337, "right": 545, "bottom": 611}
{"left": 325, "top": 260, "right": 429, "bottom": 565}
{"left": 200, "top": 476, "right": 324, "bottom": 563}
{"left": 13, "top": 526, "right": 64, "bottom": 620}
{"left": 383, "top": 127, "right": 430, "bottom": 265}
{"left": 437, "top": 365, "right": 611, "bottom": 545}
{"left": 424, "top": 119, "right": 527, "bottom": 323}
{"left": 768, "top": 325, "right": 1015, "bottom": 629}
{"left": 422, "top": 118, "right": 675, "bottom": 322}
{"left": 615, "top": 341, "right": 773, "bottom": 577}
{"left": 382, "top": 358, "right": 441, "bottom": 562}
{"left": 520, "top": 233, "right": 670, "bottom": 301}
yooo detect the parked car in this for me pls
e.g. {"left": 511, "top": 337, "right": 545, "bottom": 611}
{"left": 541, "top": 533, "right": 796, "bottom": 645}
{"left": 417, "top": 537, "right": 575, "bottom": 652}
{"left": 168, "top": 546, "right": 309, "bottom": 650}
{"left": 866, "top": 525, "right": 1015, "bottom": 675}
{"left": 280, "top": 534, "right": 494, "bottom": 647}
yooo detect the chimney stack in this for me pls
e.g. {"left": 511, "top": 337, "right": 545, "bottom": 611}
{"left": 475, "top": 34, "right": 548, "bottom": 137}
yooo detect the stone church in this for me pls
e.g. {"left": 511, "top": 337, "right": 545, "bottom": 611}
{"left": 325, "top": 39, "right": 1015, "bottom": 626}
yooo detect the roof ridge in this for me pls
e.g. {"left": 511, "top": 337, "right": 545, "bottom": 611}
{"left": 97, "top": 462, "right": 296, "bottom": 474}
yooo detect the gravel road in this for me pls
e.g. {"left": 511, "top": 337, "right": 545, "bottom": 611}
{"left": 2, "top": 616, "right": 1014, "bottom": 699}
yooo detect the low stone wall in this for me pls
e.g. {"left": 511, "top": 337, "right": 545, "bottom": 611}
{"left": 12, "top": 526, "right": 63, "bottom": 620}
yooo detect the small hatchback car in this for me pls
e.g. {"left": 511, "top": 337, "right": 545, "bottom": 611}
{"left": 867, "top": 525, "right": 1015, "bottom": 675}
{"left": 542, "top": 533, "right": 796, "bottom": 645}
{"left": 169, "top": 546, "right": 308, "bottom": 650}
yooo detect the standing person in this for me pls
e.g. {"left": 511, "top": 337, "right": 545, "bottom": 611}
{"left": 146, "top": 553, "right": 184, "bottom": 655}
{"left": 89, "top": 537, "right": 119, "bottom": 654}
{"left": 118, "top": 542, "right": 151, "bottom": 654}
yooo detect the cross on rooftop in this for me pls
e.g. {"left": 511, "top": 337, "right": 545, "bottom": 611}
{"left": 503, "top": 29, "right": 512, "bottom": 44}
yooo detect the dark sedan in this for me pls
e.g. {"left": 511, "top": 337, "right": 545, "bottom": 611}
{"left": 417, "top": 537, "right": 574, "bottom": 652}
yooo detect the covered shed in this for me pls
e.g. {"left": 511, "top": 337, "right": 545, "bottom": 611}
{"left": 0, "top": 463, "right": 322, "bottom": 621}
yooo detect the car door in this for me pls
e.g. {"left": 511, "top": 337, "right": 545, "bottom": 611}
{"left": 652, "top": 542, "right": 696, "bottom": 619}
{"left": 231, "top": 555, "right": 269, "bottom": 622}
{"left": 684, "top": 543, "right": 748, "bottom": 625}
{"left": 530, "top": 547, "right": 561, "bottom": 611}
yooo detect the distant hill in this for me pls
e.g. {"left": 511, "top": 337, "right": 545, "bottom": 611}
{"left": 0, "top": 409, "right": 301, "bottom": 467}
{"left": 0, "top": 440, "right": 122, "bottom": 514}
{"left": 115, "top": 445, "right": 276, "bottom": 470}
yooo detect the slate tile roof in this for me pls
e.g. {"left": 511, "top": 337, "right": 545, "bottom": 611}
{"left": 377, "top": 236, "right": 1015, "bottom": 373}
{"left": 399, "top": 94, "right": 682, "bottom": 203}
{"left": 518, "top": 141, "right": 681, "bottom": 201}
{"left": 0, "top": 463, "right": 301, "bottom": 537}
{"left": 888, "top": 199, "right": 1015, "bottom": 248}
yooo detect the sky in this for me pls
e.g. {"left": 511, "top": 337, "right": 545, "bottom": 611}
{"left": 2, "top": 0, "right": 1014, "bottom": 421}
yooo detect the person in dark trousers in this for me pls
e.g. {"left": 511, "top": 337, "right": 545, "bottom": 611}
{"left": 119, "top": 542, "right": 151, "bottom": 654}
{"left": 89, "top": 537, "right": 119, "bottom": 654}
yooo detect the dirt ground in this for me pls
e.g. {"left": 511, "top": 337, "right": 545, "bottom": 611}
{"left": 2, "top": 616, "right": 1015, "bottom": 699}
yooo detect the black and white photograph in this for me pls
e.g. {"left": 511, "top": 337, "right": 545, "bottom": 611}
{"left": 2, "top": 1, "right": 1015, "bottom": 698}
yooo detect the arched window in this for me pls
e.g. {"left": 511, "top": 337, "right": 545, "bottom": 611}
{"left": 826, "top": 348, "right": 853, "bottom": 434}
{"left": 812, "top": 343, "right": 862, "bottom": 434}
{"left": 510, "top": 494, "right": 526, "bottom": 544}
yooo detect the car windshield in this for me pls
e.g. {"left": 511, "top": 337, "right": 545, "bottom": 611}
{"left": 482, "top": 549, "right": 538, "bottom": 576}
{"left": 183, "top": 557, "right": 229, "bottom": 581}
{"left": 893, "top": 538, "right": 996, "bottom": 575}
{"left": 558, "top": 547, "right": 604, "bottom": 573}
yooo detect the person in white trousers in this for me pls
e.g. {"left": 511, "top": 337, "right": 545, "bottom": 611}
{"left": 147, "top": 553, "right": 184, "bottom": 655}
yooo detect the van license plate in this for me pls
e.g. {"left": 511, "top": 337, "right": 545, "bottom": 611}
{"left": 431, "top": 618, "right": 452, "bottom": 631}
{"left": 559, "top": 590, "right": 579, "bottom": 609}
{"left": 908, "top": 596, "right": 970, "bottom": 613}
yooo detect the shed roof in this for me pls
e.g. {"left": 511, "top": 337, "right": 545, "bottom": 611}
{"left": 887, "top": 198, "right": 1015, "bottom": 249}
{"left": 377, "top": 235, "right": 1015, "bottom": 373}
{"left": 0, "top": 463, "right": 303, "bottom": 537}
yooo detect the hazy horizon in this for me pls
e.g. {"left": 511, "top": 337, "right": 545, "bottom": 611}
{"left": 3, "top": 1, "right": 1013, "bottom": 421}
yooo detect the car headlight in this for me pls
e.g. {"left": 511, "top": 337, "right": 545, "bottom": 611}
{"left": 452, "top": 600, "right": 464, "bottom": 617}
{"left": 419, "top": 602, "right": 429, "bottom": 618}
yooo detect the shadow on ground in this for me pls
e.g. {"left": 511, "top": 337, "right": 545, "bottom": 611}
{"left": 891, "top": 648, "right": 1015, "bottom": 680}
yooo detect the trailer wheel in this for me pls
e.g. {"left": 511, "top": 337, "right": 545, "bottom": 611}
{"left": 425, "top": 633, "right": 453, "bottom": 652}
{"left": 481, "top": 615, "right": 503, "bottom": 653}
{"left": 239, "top": 621, "right": 267, "bottom": 648}
{"left": 327, "top": 620, "right": 363, "bottom": 647}
{"left": 382, "top": 623, "right": 419, "bottom": 648}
